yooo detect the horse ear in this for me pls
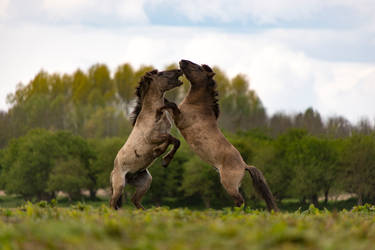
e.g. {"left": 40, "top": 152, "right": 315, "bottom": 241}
{"left": 202, "top": 64, "right": 215, "bottom": 78}
{"left": 202, "top": 64, "right": 213, "bottom": 72}
{"left": 144, "top": 69, "right": 158, "bottom": 81}
{"left": 150, "top": 69, "right": 158, "bottom": 75}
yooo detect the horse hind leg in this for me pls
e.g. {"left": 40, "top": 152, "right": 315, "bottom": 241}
{"left": 110, "top": 170, "right": 126, "bottom": 210}
{"left": 128, "top": 170, "right": 152, "bottom": 210}
{"left": 219, "top": 168, "right": 245, "bottom": 207}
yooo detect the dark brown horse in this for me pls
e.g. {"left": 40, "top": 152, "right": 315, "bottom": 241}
{"left": 163, "top": 60, "right": 278, "bottom": 211}
{"left": 110, "top": 69, "right": 182, "bottom": 210}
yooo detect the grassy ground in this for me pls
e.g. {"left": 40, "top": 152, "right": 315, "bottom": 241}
{"left": 0, "top": 194, "right": 360, "bottom": 211}
{"left": 0, "top": 201, "right": 375, "bottom": 250}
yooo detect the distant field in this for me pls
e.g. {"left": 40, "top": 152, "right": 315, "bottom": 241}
{"left": 0, "top": 202, "right": 375, "bottom": 250}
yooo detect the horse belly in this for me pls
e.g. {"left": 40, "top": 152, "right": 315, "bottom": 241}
{"left": 116, "top": 143, "right": 155, "bottom": 173}
{"left": 182, "top": 131, "right": 217, "bottom": 165}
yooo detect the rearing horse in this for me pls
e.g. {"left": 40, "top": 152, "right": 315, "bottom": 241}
{"left": 110, "top": 69, "right": 183, "bottom": 209}
{"left": 164, "top": 60, "right": 279, "bottom": 211}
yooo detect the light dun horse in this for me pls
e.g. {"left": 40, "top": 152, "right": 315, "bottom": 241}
{"left": 163, "top": 60, "right": 279, "bottom": 211}
{"left": 110, "top": 69, "right": 183, "bottom": 209}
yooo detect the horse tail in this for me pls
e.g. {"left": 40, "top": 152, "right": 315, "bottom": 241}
{"left": 245, "top": 165, "right": 279, "bottom": 212}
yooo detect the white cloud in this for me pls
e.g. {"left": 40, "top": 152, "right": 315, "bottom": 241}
{"left": 0, "top": 0, "right": 9, "bottom": 18}
{"left": 41, "top": 0, "right": 89, "bottom": 20}
{"left": 40, "top": 0, "right": 148, "bottom": 23}
{"left": 155, "top": 0, "right": 375, "bottom": 25}
{"left": 42, "top": 0, "right": 90, "bottom": 10}
{"left": 314, "top": 62, "right": 375, "bottom": 122}
{"left": 116, "top": 0, "right": 148, "bottom": 23}
{"left": 1, "top": 23, "right": 374, "bottom": 123}
{"left": 3, "top": 0, "right": 375, "bottom": 33}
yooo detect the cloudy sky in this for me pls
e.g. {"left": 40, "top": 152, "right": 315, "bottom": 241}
{"left": 1, "top": 0, "right": 374, "bottom": 123}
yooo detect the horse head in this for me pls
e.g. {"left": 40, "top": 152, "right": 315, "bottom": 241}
{"left": 179, "top": 59, "right": 215, "bottom": 86}
{"left": 142, "top": 69, "right": 183, "bottom": 95}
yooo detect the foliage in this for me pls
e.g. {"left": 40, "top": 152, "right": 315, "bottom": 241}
{"left": 1, "top": 62, "right": 375, "bottom": 208}
{"left": 0, "top": 129, "right": 95, "bottom": 200}
{"left": 47, "top": 158, "right": 90, "bottom": 200}
{"left": 0, "top": 204, "right": 375, "bottom": 249}
{"left": 340, "top": 133, "right": 375, "bottom": 204}
{"left": 217, "top": 72, "right": 267, "bottom": 131}
{"left": 0, "top": 129, "right": 56, "bottom": 200}
{"left": 89, "top": 137, "right": 125, "bottom": 189}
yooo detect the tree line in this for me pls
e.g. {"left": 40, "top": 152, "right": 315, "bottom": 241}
{"left": 0, "top": 62, "right": 374, "bottom": 208}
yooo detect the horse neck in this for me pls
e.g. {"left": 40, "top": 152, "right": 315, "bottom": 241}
{"left": 186, "top": 85, "right": 212, "bottom": 105}
{"left": 142, "top": 85, "right": 164, "bottom": 111}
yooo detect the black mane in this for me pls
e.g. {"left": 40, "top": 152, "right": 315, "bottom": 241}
{"left": 129, "top": 70, "right": 157, "bottom": 126}
{"left": 207, "top": 78, "right": 220, "bottom": 119}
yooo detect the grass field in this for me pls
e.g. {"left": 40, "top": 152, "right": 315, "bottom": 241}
{"left": 0, "top": 201, "right": 375, "bottom": 250}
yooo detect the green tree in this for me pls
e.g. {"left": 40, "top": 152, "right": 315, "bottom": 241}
{"left": 294, "top": 108, "right": 324, "bottom": 136}
{"left": 47, "top": 158, "right": 91, "bottom": 200}
{"left": 0, "top": 111, "right": 10, "bottom": 148}
{"left": 265, "top": 129, "right": 307, "bottom": 201}
{"left": 269, "top": 112, "right": 294, "bottom": 138}
{"left": 289, "top": 136, "right": 338, "bottom": 206}
{"left": 1, "top": 129, "right": 55, "bottom": 200}
{"left": 0, "top": 129, "right": 94, "bottom": 200}
{"left": 71, "top": 69, "right": 90, "bottom": 105}
{"left": 181, "top": 155, "right": 230, "bottom": 208}
{"left": 114, "top": 63, "right": 136, "bottom": 116}
{"left": 218, "top": 74, "right": 267, "bottom": 131}
{"left": 82, "top": 106, "right": 131, "bottom": 138}
{"left": 147, "top": 138, "right": 189, "bottom": 206}
{"left": 325, "top": 116, "right": 352, "bottom": 138}
{"left": 51, "top": 131, "right": 95, "bottom": 199}
{"left": 87, "top": 64, "right": 115, "bottom": 106}
{"left": 89, "top": 137, "right": 124, "bottom": 189}
{"left": 340, "top": 133, "right": 375, "bottom": 205}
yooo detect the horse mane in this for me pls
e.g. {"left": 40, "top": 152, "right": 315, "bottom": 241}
{"left": 207, "top": 78, "right": 220, "bottom": 119}
{"left": 129, "top": 70, "right": 157, "bottom": 126}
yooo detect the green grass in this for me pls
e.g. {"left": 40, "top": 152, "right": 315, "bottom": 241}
{"left": 0, "top": 202, "right": 375, "bottom": 249}
{"left": 0, "top": 193, "right": 360, "bottom": 211}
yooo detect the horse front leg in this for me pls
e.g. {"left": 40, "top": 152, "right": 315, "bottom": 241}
{"left": 150, "top": 134, "right": 180, "bottom": 168}
{"left": 164, "top": 98, "right": 181, "bottom": 117}
{"left": 150, "top": 134, "right": 170, "bottom": 158}
{"left": 155, "top": 99, "right": 181, "bottom": 122}
{"left": 161, "top": 135, "right": 180, "bottom": 168}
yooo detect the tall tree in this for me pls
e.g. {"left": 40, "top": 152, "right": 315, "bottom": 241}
{"left": 340, "top": 133, "right": 375, "bottom": 205}
{"left": 294, "top": 107, "right": 324, "bottom": 136}
{"left": 269, "top": 112, "right": 294, "bottom": 138}
{"left": 326, "top": 115, "right": 352, "bottom": 138}
{"left": 114, "top": 63, "right": 136, "bottom": 116}
{"left": 219, "top": 73, "right": 266, "bottom": 131}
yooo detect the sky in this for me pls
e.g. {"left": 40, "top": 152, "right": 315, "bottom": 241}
{"left": 0, "top": 0, "right": 374, "bottom": 123}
